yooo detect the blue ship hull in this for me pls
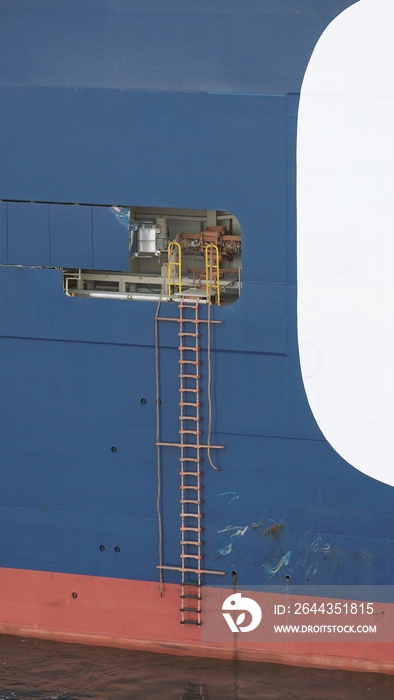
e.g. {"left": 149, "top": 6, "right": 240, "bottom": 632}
{"left": 0, "top": 0, "right": 393, "bottom": 672}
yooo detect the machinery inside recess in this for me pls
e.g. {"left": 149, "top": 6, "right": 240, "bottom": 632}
{"left": 64, "top": 206, "right": 242, "bottom": 305}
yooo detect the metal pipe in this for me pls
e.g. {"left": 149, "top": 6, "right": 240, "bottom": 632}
{"left": 67, "top": 290, "right": 212, "bottom": 303}
{"left": 88, "top": 291, "right": 172, "bottom": 301}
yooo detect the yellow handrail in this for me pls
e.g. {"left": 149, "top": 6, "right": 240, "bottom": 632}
{"left": 167, "top": 241, "right": 182, "bottom": 296}
{"left": 205, "top": 243, "right": 221, "bottom": 305}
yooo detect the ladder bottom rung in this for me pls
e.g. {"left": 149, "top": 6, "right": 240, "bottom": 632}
{"left": 180, "top": 620, "right": 202, "bottom": 626}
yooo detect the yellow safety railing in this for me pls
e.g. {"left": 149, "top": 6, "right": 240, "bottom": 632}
{"left": 167, "top": 241, "right": 182, "bottom": 297}
{"left": 205, "top": 243, "right": 221, "bottom": 305}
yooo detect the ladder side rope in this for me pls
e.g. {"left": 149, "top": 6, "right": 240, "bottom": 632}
{"left": 207, "top": 299, "right": 220, "bottom": 471}
{"left": 155, "top": 279, "right": 166, "bottom": 596}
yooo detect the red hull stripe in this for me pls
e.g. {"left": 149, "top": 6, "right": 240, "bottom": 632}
{"left": 0, "top": 567, "right": 393, "bottom": 674}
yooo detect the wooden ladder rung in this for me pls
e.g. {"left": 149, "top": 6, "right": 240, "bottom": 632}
{"left": 179, "top": 388, "right": 199, "bottom": 394}
{"left": 180, "top": 619, "right": 202, "bottom": 626}
{"left": 179, "top": 360, "right": 199, "bottom": 365}
{"left": 181, "top": 554, "right": 202, "bottom": 561}
{"left": 180, "top": 484, "right": 200, "bottom": 490}
{"left": 179, "top": 401, "right": 200, "bottom": 407}
{"left": 180, "top": 415, "right": 199, "bottom": 421}
{"left": 180, "top": 526, "right": 202, "bottom": 532}
{"left": 179, "top": 346, "right": 198, "bottom": 352}
{"left": 180, "top": 512, "right": 201, "bottom": 518}
{"left": 157, "top": 316, "right": 221, "bottom": 325}
{"left": 179, "top": 332, "right": 199, "bottom": 337}
{"left": 157, "top": 441, "right": 223, "bottom": 449}
{"left": 180, "top": 540, "right": 202, "bottom": 546}
{"left": 180, "top": 499, "right": 201, "bottom": 504}
{"left": 181, "top": 594, "right": 202, "bottom": 600}
{"left": 179, "top": 428, "right": 200, "bottom": 435}
{"left": 179, "top": 374, "right": 200, "bottom": 379}
{"left": 158, "top": 565, "right": 224, "bottom": 575}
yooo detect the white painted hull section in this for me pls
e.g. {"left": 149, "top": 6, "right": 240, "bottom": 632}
{"left": 297, "top": 0, "right": 394, "bottom": 487}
